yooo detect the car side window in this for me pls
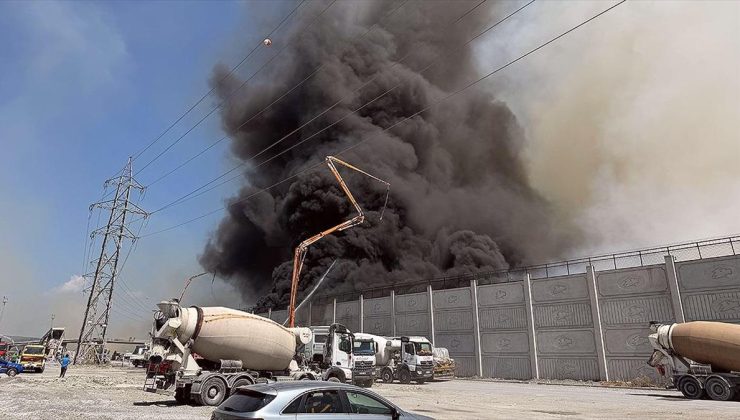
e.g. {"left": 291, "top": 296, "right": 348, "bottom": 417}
{"left": 302, "top": 390, "right": 346, "bottom": 414}
{"left": 283, "top": 395, "right": 302, "bottom": 414}
{"left": 345, "top": 391, "right": 393, "bottom": 415}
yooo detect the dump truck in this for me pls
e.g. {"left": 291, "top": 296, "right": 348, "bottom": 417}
{"left": 432, "top": 347, "right": 456, "bottom": 380}
{"left": 357, "top": 334, "right": 434, "bottom": 384}
{"left": 352, "top": 333, "right": 378, "bottom": 387}
{"left": 144, "top": 299, "right": 355, "bottom": 406}
{"left": 647, "top": 321, "right": 740, "bottom": 401}
{"left": 20, "top": 344, "right": 46, "bottom": 373}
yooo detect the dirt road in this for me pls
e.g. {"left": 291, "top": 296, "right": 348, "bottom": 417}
{"left": 1, "top": 365, "right": 737, "bottom": 419}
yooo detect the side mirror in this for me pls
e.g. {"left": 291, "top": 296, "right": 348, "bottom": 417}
{"left": 391, "top": 407, "right": 400, "bottom": 420}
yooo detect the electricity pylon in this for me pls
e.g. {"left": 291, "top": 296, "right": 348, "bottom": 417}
{"left": 74, "top": 158, "right": 147, "bottom": 364}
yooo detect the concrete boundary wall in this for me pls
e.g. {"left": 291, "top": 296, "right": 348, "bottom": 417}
{"left": 255, "top": 253, "right": 740, "bottom": 382}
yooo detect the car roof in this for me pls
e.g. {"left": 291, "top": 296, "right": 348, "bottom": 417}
{"left": 242, "top": 380, "right": 364, "bottom": 395}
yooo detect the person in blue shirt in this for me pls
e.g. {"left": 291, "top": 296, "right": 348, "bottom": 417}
{"left": 60, "top": 354, "right": 70, "bottom": 378}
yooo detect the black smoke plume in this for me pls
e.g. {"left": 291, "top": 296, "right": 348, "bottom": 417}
{"left": 200, "top": 0, "right": 578, "bottom": 308}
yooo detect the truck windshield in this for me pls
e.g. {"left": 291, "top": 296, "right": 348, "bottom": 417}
{"left": 24, "top": 347, "right": 44, "bottom": 355}
{"left": 414, "top": 342, "right": 432, "bottom": 356}
{"left": 353, "top": 341, "right": 375, "bottom": 355}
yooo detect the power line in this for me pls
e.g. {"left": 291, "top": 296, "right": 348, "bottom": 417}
{"left": 134, "top": 0, "right": 337, "bottom": 176}
{"left": 146, "top": 0, "right": 495, "bottom": 215}
{"left": 130, "top": 0, "right": 307, "bottom": 163}
{"left": 141, "top": 0, "right": 626, "bottom": 238}
{"left": 145, "top": 0, "right": 413, "bottom": 188}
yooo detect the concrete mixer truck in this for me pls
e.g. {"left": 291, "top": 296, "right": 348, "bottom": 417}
{"left": 647, "top": 321, "right": 740, "bottom": 401}
{"left": 144, "top": 300, "right": 355, "bottom": 406}
{"left": 354, "top": 333, "right": 434, "bottom": 384}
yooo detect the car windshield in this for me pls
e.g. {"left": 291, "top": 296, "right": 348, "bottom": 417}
{"left": 219, "top": 390, "right": 275, "bottom": 413}
{"left": 414, "top": 342, "right": 432, "bottom": 356}
{"left": 24, "top": 347, "right": 44, "bottom": 355}
{"left": 353, "top": 340, "right": 375, "bottom": 355}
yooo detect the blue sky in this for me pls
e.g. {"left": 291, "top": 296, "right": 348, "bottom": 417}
{"left": 0, "top": 0, "right": 295, "bottom": 337}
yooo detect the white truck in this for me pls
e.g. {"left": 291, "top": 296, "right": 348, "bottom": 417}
{"left": 648, "top": 321, "right": 740, "bottom": 401}
{"left": 352, "top": 333, "right": 378, "bottom": 387}
{"left": 358, "top": 334, "right": 434, "bottom": 384}
{"left": 144, "top": 300, "right": 355, "bottom": 406}
{"left": 129, "top": 344, "right": 150, "bottom": 368}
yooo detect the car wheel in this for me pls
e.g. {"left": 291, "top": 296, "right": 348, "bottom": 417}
{"left": 399, "top": 370, "right": 411, "bottom": 384}
{"left": 197, "top": 376, "right": 227, "bottom": 406}
{"left": 381, "top": 368, "right": 393, "bottom": 383}
{"left": 705, "top": 376, "right": 736, "bottom": 401}
{"left": 6, "top": 368, "right": 17, "bottom": 377}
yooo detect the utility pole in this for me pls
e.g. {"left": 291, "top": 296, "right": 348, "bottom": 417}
{"left": 74, "top": 158, "right": 147, "bottom": 364}
{"left": 50, "top": 314, "right": 55, "bottom": 329}
{"left": 0, "top": 296, "right": 7, "bottom": 334}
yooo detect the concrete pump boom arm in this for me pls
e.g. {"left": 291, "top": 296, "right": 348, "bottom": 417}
{"left": 287, "top": 156, "right": 390, "bottom": 327}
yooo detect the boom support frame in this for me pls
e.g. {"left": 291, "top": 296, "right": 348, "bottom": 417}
{"left": 287, "top": 156, "right": 389, "bottom": 327}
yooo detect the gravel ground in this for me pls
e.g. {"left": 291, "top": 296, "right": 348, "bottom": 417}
{"left": 1, "top": 365, "right": 738, "bottom": 419}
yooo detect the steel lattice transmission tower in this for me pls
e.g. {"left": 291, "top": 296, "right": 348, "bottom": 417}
{"left": 74, "top": 158, "right": 147, "bottom": 364}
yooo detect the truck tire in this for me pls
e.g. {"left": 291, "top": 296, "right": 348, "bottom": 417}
{"left": 381, "top": 368, "right": 393, "bottom": 383}
{"left": 678, "top": 375, "right": 705, "bottom": 399}
{"left": 194, "top": 376, "right": 228, "bottom": 407}
{"left": 705, "top": 375, "right": 736, "bottom": 401}
{"left": 364, "top": 379, "right": 373, "bottom": 388}
{"left": 6, "top": 368, "right": 17, "bottom": 377}
{"left": 230, "top": 378, "right": 253, "bottom": 396}
{"left": 399, "top": 369, "right": 411, "bottom": 385}
{"left": 327, "top": 377, "right": 341, "bottom": 383}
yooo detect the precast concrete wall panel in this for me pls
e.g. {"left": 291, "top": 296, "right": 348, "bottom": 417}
{"left": 595, "top": 265, "right": 673, "bottom": 381}
{"left": 477, "top": 282, "right": 531, "bottom": 379}
{"left": 677, "top": 256, "right": 740, "bottom": 323}
{"left": 531, "top": 275, "right": 599, "bottom": 380}
{"left": 363, "top": 297, "right": 392, "bottom": 336}
{"left": 335, "top": 301, "right": 360, "bottom": 332}
{"left": 311, "top": 303, "right": 333, "bottom": 326}
{"left": 434, "top": 287, "right": 476, "bottom": 376}
{"left": 271, "top": 310, "right": 287, "bottom": 324}
{"left": 395, "top": 292, "right": 430, "bottom": 338}
{"left": 295, "top": 306, "right": 310, "bottom": 326}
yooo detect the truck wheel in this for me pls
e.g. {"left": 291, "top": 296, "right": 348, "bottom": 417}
{"left": 678, "top": 375, "right": 705, "bottom": 399}
{"left": 364, "top": 379, "right": 373, "bottom": 388}
{"left": 6, "top": 368, "right": 17, "bottom": 377}
{"left": 196, "top": 376, "right": 227, "bottom": 406}
{"left": 381, "top": 368, "right": 393, "bottom": 383}
{"left": 230, "top": 378, "right": 253, "bottom": 396}
{"left": 705, "top": 376, "right": 736, "bottom": 401}
{"left": 327, "top": 377, "right": 341, "bottom": 383}
{"left": 399, "top": 370, "right": 411, "bottom": 385}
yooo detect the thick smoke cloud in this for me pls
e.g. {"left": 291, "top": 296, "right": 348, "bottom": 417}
{"left": 200, "top": 0, "right": 579, "bottom": 308}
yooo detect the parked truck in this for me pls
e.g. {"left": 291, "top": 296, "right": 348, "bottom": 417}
{"left": 352, "top": 333, "right": 378, "bottom": 387}
{"left": 144, "top": 300, "right": 355, "bottom": 406}
{"left": 357, "top": 334, "right": 434, "bottom": 384}
{"left": 20, "top": 344, "right": 46, "bottom": 373}
{"left": 647, "top": 321, "right": 740, "bottom": 401}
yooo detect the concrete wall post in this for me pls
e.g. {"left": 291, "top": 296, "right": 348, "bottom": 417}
{"left": 332, "top": 298, "right": 337, "bottom": 324}
{"left": 391, "top": 290, "right": 397, "bottom": 336}
{"left": 359, "top": 294, "right": 364, "bottom": 333}
{"left": 471, "top": 279, "right": 483, "bottom": 377}
{"left": 523, "top": 272, "right": 539, "bottom": 379}
{"left": 664, "top": 255, "right": 686, "bottom": 323}
{"left": 427, "top": 284, "right": 435, "bottom": 345}
{"left": 587, "top": 265, "right": 609, "bottom": 381}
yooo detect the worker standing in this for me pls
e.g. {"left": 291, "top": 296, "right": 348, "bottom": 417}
{"left": 59, "top": 354, "right": 70, "bottom": 378}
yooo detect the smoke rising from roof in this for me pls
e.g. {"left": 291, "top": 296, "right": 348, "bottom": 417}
{"left": 199, "top": 0, "right": 579, "bottom": 308}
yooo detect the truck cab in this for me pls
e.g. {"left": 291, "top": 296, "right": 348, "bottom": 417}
{"left": 398, "top": 336, "right": 434, "bottom": 383}
{"left": 321, "top": 324, "right": 354, "bottom": 384}
{"left": 352, "top": 333, "right": 377, "bottom": 387}
{"left": 20, "top": 344, "right": 46, "bottom": 373}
